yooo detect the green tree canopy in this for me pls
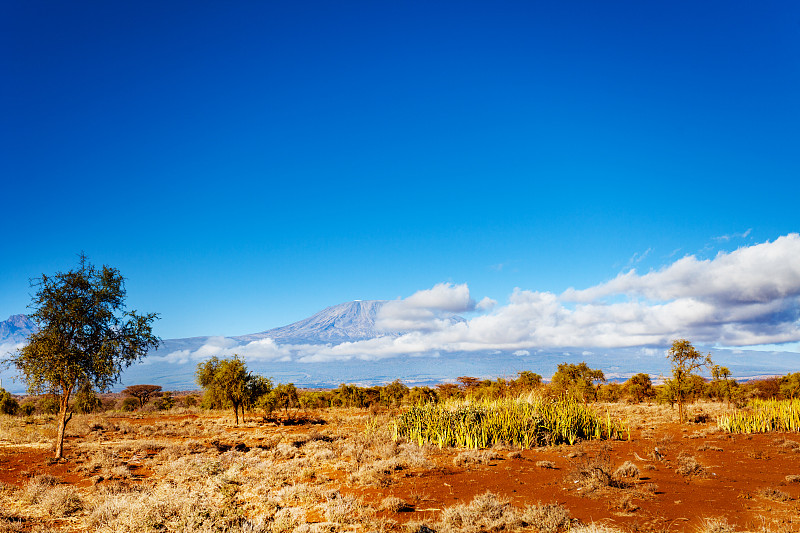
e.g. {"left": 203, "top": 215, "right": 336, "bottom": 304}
{"left": 551, "top": 362, "right": 605, "bottom": 402}
{"left": 0, "top": 388, "right": 19, "bottom": 415}
{"left": 666, "top": 339, "right": 712, "bottom": 422}
{"left": 7, "top": 254, "right": 159, "bottom": 458}
{"left": 623, "top": 373, "right": 655, "bottom": 403}
{"left": 73, "top": 382, "right": 102, "bottom": 414}
{"left": 197, "top": 355, "right": 270, "bottom": 424}
{"left": 121, "top": 384, "right": 163, "bottom": 409}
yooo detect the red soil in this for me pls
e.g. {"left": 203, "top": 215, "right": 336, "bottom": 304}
{"left": 2, "top": 416, "right": 800, "bottom": 532}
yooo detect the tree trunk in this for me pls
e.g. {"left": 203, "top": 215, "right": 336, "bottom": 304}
{"left": 233, "top": 402, "right": 240, "bottom": 425}
{"left": 54, "top": 385, "right": 74, "bottom": 459}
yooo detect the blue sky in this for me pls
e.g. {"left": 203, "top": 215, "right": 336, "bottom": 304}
{"left": 2, "top": 0, "right": 799, "bottom": 345}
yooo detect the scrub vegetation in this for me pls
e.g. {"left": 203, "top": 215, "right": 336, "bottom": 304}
{"left": 2, "top": 340, "right": 800, "bottom": 531}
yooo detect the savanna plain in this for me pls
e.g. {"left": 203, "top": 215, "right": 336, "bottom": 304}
{"left": 2, "top": 379, "right": 800, "bottom": 533}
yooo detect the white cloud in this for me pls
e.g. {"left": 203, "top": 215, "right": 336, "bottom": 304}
{"left": 714, "top": 228, "right": 752, "bottom": 242}
{"left": 153, "top": 336, "right": 293, "bottom": 364}
{"left": 149, "top": 234, "right": 800, "bottom": 365}
{"left": 476, "top": 297, "right": 497, "bottom": 312}
{"left": 376, "top": 282, "right": 475, "bottom": 332}
{"left": 562, "top": 234, "right": 800, "bottom": 305}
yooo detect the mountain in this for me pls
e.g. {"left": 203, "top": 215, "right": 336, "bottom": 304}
{"left": 0, "top": 314, "right": 37, "bottom": 344}
{"left": 1, "top": 304, "right": 798, "bottom": 393}
{"left": 234, "top": 300, "right": 391, "bottom": 344}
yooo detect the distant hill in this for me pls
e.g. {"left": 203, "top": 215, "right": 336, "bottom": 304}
{"left": 1, "top": 304, "right": 797, "bottom": 393}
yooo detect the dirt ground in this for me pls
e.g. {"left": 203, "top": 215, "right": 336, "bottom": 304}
{"left": 2, "top": 407, "right": 800, "bottom": 532}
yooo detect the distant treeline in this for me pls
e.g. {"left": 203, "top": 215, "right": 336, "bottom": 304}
{"left": 2, "top": 363, "right": 799, "bottom": 418}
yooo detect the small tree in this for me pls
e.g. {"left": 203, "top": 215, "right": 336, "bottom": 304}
{"left": 122, "top": 384, "right": 163, "bottom": 409}
{"left": 271, "top": 383, "right": 299, "bottom": 415}
{"left": 623, "top": 373, "right": 655, "bottom": 404}
{"left": 196, "top": 355, "right": 268, "bottom": 425}
{"left": 710, "top": 365, "right": 735, "bottom": 406}
{"left": 73, "top": 382, "right": 102, "bottom": 414}
{"left": 152, "top": 391, "right": 175, "bottom": 410}
{"left": 456, "top": 376, "right": 481, "bottom": 392}
{"left": 7, "top": 255, "right": 159, "bottom": 458}
{"left": 780, "top": 372, "right": 800, "bottom": 400}
{"left": 381, "top": 379, "right": 409, "bottom": 407}
{"left": 0, "top": 388, "right": 19, "bottom": 415}
{"left": 514, "top": 371, "right": 543, "bottom": 392}
{"left": 667, "top": 339, "right": 712, "bottom": 423}
{"left": 551, "top": 362, "right": 605, "bottom": 402}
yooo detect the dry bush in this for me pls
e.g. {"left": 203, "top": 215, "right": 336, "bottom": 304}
{"left": 434, "top": 493, "right": 574, "bottom": 533}
{"left": 438, "top": 491, "right": 510, "bottom": 533}
{"left": 613, "top": 461, "right": 640, "bottom": 480}
{"left": 568, "top": 455, "right": 629, "bottom": 496}
{"left": 323, "top": 492, "right": 373, "bottom": 524}
{"left": 39, "top": 485, "right": 82, "bottom": 516}
{"left": 516, "top": 502, "right": 572, "bottom": 533}
{"left": 696, "top": 517, "right": 737, "bottom": 533}
{"left": 675, "top": 453, "right": 707, "bottom": 478}
{"left": 350, "top": 457, "right": 404, "bottom": 487}
{"left": 758, "top": 487, "right": 791, "bottom": 502}
{"left": 22, "top": 474, "right": 59, "bottom": 504}
{"left": 785, "top": 475, "right": 800, "bottom": 484}
{"left": 452, "top": 449, "right": 501, "bottom": 467}
{"left": 571, "top": 524, "right": 627, "bottom": 533}
{"left": 536, "top": 460, "right": 557, "bottom": 469}
{"left": 380, "top": 495, "right": 413, "bottom": 512}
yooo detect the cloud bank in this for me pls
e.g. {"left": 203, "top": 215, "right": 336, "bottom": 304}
{"left": 157, "top": 234, "right": 800, "bottom": 364}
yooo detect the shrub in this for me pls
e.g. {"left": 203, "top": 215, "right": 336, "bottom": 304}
{"left": 613, "top": 461, "right": 640, "bottom": 479}
{"left": 39, "top": 485, "right": 82, "bottom": 516}
{"left": 0, "top": 388, "right": 19, "bottom": 415}
{"left": 675, "top": 453, "right": 707, "bottom": 478}
{"left": 516, "top": 502, "right": 572, "bottom": 533}
{"left": 73, "top": 383, "right": 102, "bottom": 414}
{"left": 120, "top": 397, "right": 139, "bottom": 412}
{"left": 19, "top": 401, "right": 37, "bottom": 416}
{"left": 394, "top": 394, "right": 628, "bottom": 449}
{"left": 38, "top": 396, "right": 59, "bottom": 414}
{"left": 153, "top": 391, "right": 175, "bottom": 411}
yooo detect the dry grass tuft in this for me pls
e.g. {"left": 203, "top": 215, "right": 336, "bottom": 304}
{"left": 758, "top": 487, "right": 791, "bottom": 502}
{"left": 516, "top": 502, "right": 572, "bottom": 533}
{"left": 613, "top": 461, "right": 640, "bottom": 480}
{"left": 695, "top": 517, "right": 737, "bottom": 533}
{"left": 675, "top": 453, "right": 708, "bottom": 478}
{"left": 452, "top": 449, "right": 502, "bottom": 467}
{"left": 380, "top": 495, "right": 414, "bottom": 512}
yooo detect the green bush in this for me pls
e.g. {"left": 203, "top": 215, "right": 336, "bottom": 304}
{"left": 73, "top": 383, "right": 102, "bottom": 414}
{"left": 120, "top": 397, "right": 139, "bottom": 412}
{"left": 19, "top": 401, "right": 37, "bottom": 416}
{"left": 153, "top": 391, "right": 175, "bottom": 411}
{"left": 38, "top": 396, "right": 60, "bottom": 414}
{"left": 0, "top": 388, "right": 20, "bottom": 415}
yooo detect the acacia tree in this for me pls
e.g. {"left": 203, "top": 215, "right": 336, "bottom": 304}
{"left": 122, "top": 384, "right": 163, "bottom": 409}
{"left": 197, "top": 355, "right": 268, "bottom": 425}
{"left": 551, "top": 362, "right": 605, "bottom": 402}
{"left": 667, "top": 339, "right": 712, "bottom": 423}
{"left": 8, "top": 255, "right": 159, "bottom": 459}
{"left": 623, "top": 373, "right": 655, "bottom": 403}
